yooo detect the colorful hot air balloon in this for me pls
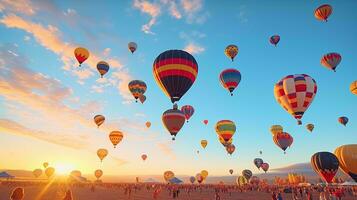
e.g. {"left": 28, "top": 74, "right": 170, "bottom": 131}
{"left": 338, "top": 116, "right": 348, "bottom": 126}
{"left": 128, "top": 80, "right": 147, "bottom": 102}
{"left": 236, "top": 176, "right": 248, "bottom": 186}
{"left": 203, "top": 120, "right": 208, "bottom": 125}
{"left": 94, "top": 169, "right": 103, "bottom": 180}
{"left": 74, "top": 47, "right": 89, "bottom": 66}
{"left": 45, "top": 167, "right": 55, "bottom": 178}
{"left": 226, "top": 144, "right": 236, "bottom": 155}
{"left": 33, "top": 169, "right": 42, "bottom": 178}
{"left": 219, "top": 69, "right": 241, "bottom": 96}
{"left": 162, "top": 104, "right": 185, "bottom": 140}
{"left": 94, "top": 115, "right": 105, "bottom": 128}
{"left": 96, "top": 61, "right": 110, "bottom": 78}
{"left": 128, "top": 42, "right": 137, "bottom": 54}
{"left": 321, "top": 53, "right": 341, "bottom": 72}
{"left": 273, "top": 132, "right": 293, "bottom": 153}
{"left": 215, "top": 120, "right": 236, "bottom": 142}
{"left": 270, "top": 125, "right": 283, "bottom": 136}
{"left": 139, "top": 94, "right": 146, "bottom": 104}
{"left": 242, "top": 169, "right": 252, "bottom": 181}
{"left": 141, "top": 154, "right": 147, "bottom": 161}
{"left": 153, "top": 50, "right": 198, "bottom": 103}
{"left": 43, "top": 162, "right": 49, "bottom": 169}
{"left": 145, "top": 121, "right": 151, "bottom": 128}
{"left": 261, "top": 163, "right": 269, "bottom": 173}
{"left": 334, "top": 144, "right": 357, "bottom": 182}
{"left": 350, "top": 81, "right": 357, "bottom": 95}
{"left": 314, "top": 4, "right": 332, "bottom": 22}
{"left": 109, "top": 131, "right": 124, "bottom": 148}
{"left": 250, "top": 176, "right": 260, "bottom": 185}
{"left": 224, "top": 45, "right": 238, "bottom": 61}
{"left": 306, "top": 124, "right": 314, "bottom": 132}
{"left": 274, "top": 74, "right": 317, "bottom": 125}
{"left": 201, "top": 170, "right": 208, "bottom": 180}
{"left": 254, "top": 158, "right": 264, "bottom": 170}
{"left": 201, "top": 140, "right": 208, "bottom": 149}
{"left": 196, "top": 173, "right": 203, "bottom": 184}
{"left": 270, "top": 35, "right": 280, "bottom": 46}
{"left": 219, "top": 136, "right": 233, "bottom": 147}
{"left": 189, "top": 176, "right": 196, "bottom": 184}
{"left": 181, "top": 105, "right": 194, "bottom": 122}
{"left": 164, "top": 171, "right": 175, "bottom": 182}
{"left": 311, "top": 152, "right": 339, "bottom": 183}
{"left": 229, "top": 169, "right": 234, "bottom": 175}
{"left": 97, "top": 148, "right": 108, "bottom": 162}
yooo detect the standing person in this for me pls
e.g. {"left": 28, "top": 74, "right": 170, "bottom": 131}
{"left": 10, "top": 187, "right": 24, "bottom": 200}
{"left": 277, "top": 191, "right": 283, "bottom": 200}
{"left": 272, "top": 191, "right": 277, "bottom": 200}
{"left": 63, "top": 190, "right": 73, "bottom": 200}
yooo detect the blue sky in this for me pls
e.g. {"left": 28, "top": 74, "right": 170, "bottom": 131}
{"left": 0, "top": 0, "right": 356, "bottom": 178}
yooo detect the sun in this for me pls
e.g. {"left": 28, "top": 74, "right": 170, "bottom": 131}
{"left": 54, "top": 163, "right": 75, "bottom": 175}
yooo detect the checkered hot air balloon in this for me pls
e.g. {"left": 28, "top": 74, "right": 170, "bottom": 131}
{"left": 274, "top": 74, "right": 317, "bottom": 125}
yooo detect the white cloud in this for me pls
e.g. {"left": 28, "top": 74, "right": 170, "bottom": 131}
{"left": 133, "top": 0, "right": 161, "bottom": 34}
{"left": 184, "top": 42, "right": 205, "bottom": 54}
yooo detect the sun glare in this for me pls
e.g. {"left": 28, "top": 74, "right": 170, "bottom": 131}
{"left": 54, "top": 163, "right": 75, "bottom": 175}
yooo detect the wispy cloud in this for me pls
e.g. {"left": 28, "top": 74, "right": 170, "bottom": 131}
{"left": 0, "top": 0, "right": 37, "bottom": 15}
{"left": 184, "top": 42, "right": 205, "bottom": 54}
{"left": 156, "top": 142, "right": 176, "bottom": 160}
{"left": 133, "top": 0, "right": 161, "bottom": 34}
{"left": 238, "top": 5, "right": 248, "bottom": 23}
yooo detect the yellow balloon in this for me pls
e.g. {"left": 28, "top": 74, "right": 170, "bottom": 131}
{"left": 201, "top": 140, "right": 208, "bottom": 149}
{"left": 33, "top": 169, "right": 42, "bottom": 178}
{"left": 270, "top": 125, "right": 283, "bottom": 136}
{"left": 219, "top": 136, "right": 232, "bottom": 147}
{"left": 201, "top": 170, "right": 208, "bottom": 179}
{"left": 74, "top": 47, "right": 90, "bottom": 66}
{"left": 334, "top": 144, "right": 357, "bottom": 182}
{"left": 350, "top": 80, "right": 357, "bottom": 95}
{"left": 163, "top": 170, "right": 175, "bottom": 181}
{"left": 97, "top": 148, "right": 108, "bottom": 162}
{"left": 45, "top": 167, "right": 55, "bottom": 178}
{"left": 95, "top": 169, "right": 103, "bottom": 179}
{"left": 109, "top": 131, "right": 124, "bottom": 148}
{"left": 43, "top": 162, "right": 49, "bottom": 169}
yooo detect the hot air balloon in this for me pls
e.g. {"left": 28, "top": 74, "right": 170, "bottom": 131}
{"left": 45, "top": 167, "right": 55, "bottom": 178}
{"left": 128, "top": 80, "right": 147, "bottom": 102}
{"left": 273, "top": 132, "right": 293, "bottom": 153}
{"left": 259, "top": 150, "right": 262, "bottom": 155}
{"left": 274, "top": 74, "right": 317, "bottom": 125}
{"left": 261, "top": 163, "right": 269, "bottom": 173}
{"left": 162, "top": 104, "right": 185, "bottom": 140}
{"left": 219, "top": 69, "right": 241, "bottom": 96}
{"left": 338, "top": 117, "right": 348, "bottom": 126}
{"left": 236, "top": 176, "right": 248, "bottom": 186}
{"left": 224, "top": 45, "right": 238, "bottom": 61}
{"left": 242, "top": 169, "right": 252, "bottom": 181}
{"left": 334, "top": 144, "right": 357, "bottom": 182}
{"left": 215, "top": 120, "right": 236, "bottom": 142}
{"left": 153, "top": 50, "right": 198, "bottom": 103}
{"left": 74, "top": 47, "right": 89, "bottom": 67}
{"left": 229, "top": 169, "right": 234, "bottom": 175}
{"left": 97, "top": 148, "right": 108, "bottom": 162}
{"left": 94, "top": 115, "right": 105, "bottom": 128}
{"left": 306, "top": 124, "right": 314, "bottom": 132}
{"left": 201, "top": 170, "right": 208, "bottom": 180}
{"left": 226, "top": 144, "right": 236, "bottom": 155}
{"left": 128, "top": 42, "right": 137, "bottom": 54}
{"left": 181, "top": 105, "right": 194, "bottom": 122}
{"left": 254, "top": 158, "right": 264, "bottom": 170}
{"left": 311, "top": 152, "right": 339, "bottom": 183}
{"left": 350, "top": 81, "right": 357, "bottom": 95}
{"left": 196, "top": 173, "right": 203, "bottom": 184}
{"left": 203, "top": 120, "right": 208, "bottom": 125}
{"left": 219, "top": 136, "right": 233, "bottom": 147}
{"left": 145, "top": 121, "right": 151, "bottom": 128}
{"left": 141, "top": 154, "right": 147, "bottom": 161}
{"left": 109, "top": 131, "right": 123, "bottom": 148}
{"left": 33, "top": 169, "right": 42, "bottom": 178}
{"left": 139, "top": 94, "right": 146, "bottom": 104}
{"left": 250, "top": 176, "right": 260, "bottom": 185}
{"left": 43, "top": 162, "right": 49, "bottom": 169}
{"left": 270, "top": 35, "right": 280, "bottom": 46}
{"left": 189, "top": 176, "right": 195, "bottom": 184}
{"left": 95, "top": 169, "right": 103, "bottom": 180}
{"left": 164, "top": 171, "right": 175, "bottom": 182}
{"left": 321, "top": 53, "right": 341, "bottom": 72}
{"left": 314, "top": 4, "right": 332, "bottom": 22}
{"left": 270, "top": 125, "right": 283, "bottom": 136}
{"left": 201, "top": 140, "right": 208, "bottom": 149}
{"left": 96, "top": 61, "right": 110, "bottom": 78}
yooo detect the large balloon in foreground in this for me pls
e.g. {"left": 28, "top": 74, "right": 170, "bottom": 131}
{"left": 226, "top": 144, "right": 236, "bottom": 155}
{"left": 33, "top": 169, "right": 42, "bottom": 178}
{"left": 270, "top": 35, "right": 280, "bottom": 46}
{"left": 314, "top": 4, "right": 332, "bottom": 22}
{"left": 97, "top": 148, "right": 108, "bottom": 162}
{"left": 139, "top": 94, "right": 146, "bottom": 104}
{"left": 189, "top": 176, "right": 195, "bottom": 184}
{"left": 242, "top": 169, "right": 252, "bottom": 181}
{"left": 74, "top": 47, "right": 89, "bottom": 66}
{"left": 311, "top": 152, "right": 339, "bottom": 183}
{"left": 350, "top": 81, "right": 357, "bottom": 95}
{"left": 128, "top": 42, "right": 137, "bottom": 54}
{"left": 254, "top": 158, "right": 264, "bottom": 170}
{"left": 215, "top": 120, "right": 236, "bottom": 142}
{"left": 201, "top": 140, "right": 208, "bottom": 149}
{"left": 96, "top": 61, "right": 110, "bottom": 78}
{"left": 181, "top": 105, "right": 194, "bottom": 122}
{"left": 274, "top": 74, "right": 317, "bottom": 125}
{"left": 334, "top": 144, "right": 357, "bottom": 182}
{"left": 109, "top": 131, "right": 124, "bottom": 148}
{"left": 224, "top": 45, "right": 238, "bottom": 61}
{"left": 128, "top": 80, "right": 147, "bottom": 102}
{"left": 94, "top": 169, "right": 103, "bottom": 180}
{"left": 94, "top": 115, "right": 105, "bottom": 128}
{"left": 273, "top": 132, "right": 293, "bottom": 153}
{"left": 229, "top": 169, "right": 234, "bottom": 175}
{"left": 141, "top": 154, "right": 147, "bottom": 161}
{"left": 45, "top": 167, "right": 55, "bottom": 178}
{"left": 219, "top": 69, "right": 242, "bottom": 96}
{"left": 270, "top": 125, "right": 283, "bottom": 136}
{"left": 338, "top": 116, "right": 348, "bottom": 126}
{"left": 164, "top": 171, "right": 175, "bottom": 181}
{"left": 261, "top": 163, "right": 269, "bottom": 173}
{"left": 236, "top": 176, "right": 248, "bottom": 186}
{"left": 321, "top": 53, "right": 341, "bottom": 72}
{"left": 162, "top": 104, "right": 185, "bottom": 140}
{"left": 43, "top": 162, "right": 49, "bottom": 169}
{"left": 153, "top": 49, "right": 198, "bottom": 103}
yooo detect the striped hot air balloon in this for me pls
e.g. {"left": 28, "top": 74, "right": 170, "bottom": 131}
{"left": 226, "top": 144, "right": 236, "bottom": 155}
{"left": 269, "top": 35, "right": 280, "bottom": 46}
{"left": 236, "top": 176, "right": 248, "bottom": 186}
{"left": 219, "top": 68, "right": 241, "bottom": 96}
{"left": 224, "top": 45, "right": 238, "bottom": 61}
{"left": 109, "top": 131, "right": 124, "bottom": 148}
{"left": 95, "top": 169, "right": 103, "bottom": 180}
{"left": 94, "top": 115, "right": 105, "bottom": 128}
{"left": 334, "top": 144, "right": 357, "bottom": 182}
{"left": 242, "top": 169, "right": 252, "bottom": 181}
{"left": 201, "top": 140, "right": 208, "bottom": 149}
{"left": 96, "top": 61, "right": 110, "bottom": 78}
{"left": 219, "top": 136, "right": 232, "bottom": 147}
{"left": 350, "top": 81, "right": 357, "bottom": 95}
{"left": 215, "top": 120, "right": 236, "bottom": 142}
{"left": 261, "top": 163, "right": 269, "bottom": 173}
{"left": 254, "top": 158, "right": 264, "bottom": 170}
{"left": 274, "top": 74, "right": 317, "bottom": 125}
{"left": 153, "top": 50, "right": 198, "bottom": 103}
{"left": 314, "top": 4, "right": 332, "bottom": 22}
{"left": 162, "top": 104, "right": 186, "bottom": 140}
{"left": 311, "top": 152, "right": 339, "bottom": 183}
{"left": 273, "top": 132, "right": 293, "bottom": 153}
{"left": 97, "top": 148, "right": 108, "bottom": 162}
{"left": 321, "top": 53, "right": 341, "bottom": 72}
{"left": 128, "top": 80, "right": 147, "bottom": 102}
{"left": 270, "top": 125, "right": 283, "bottom": 136}
{"left": 181, "top": 105, "right": 194, "bottom": 122}
{"left": 74, "top": 47, "right": 89, "bottom": 67}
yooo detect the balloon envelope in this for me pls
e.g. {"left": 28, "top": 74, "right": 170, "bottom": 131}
{"left": 219, "top": 69, "right": 241, "bottom": 96}
{"left": 201, "top": 140, "right": 208, "bottom": 149}
{"left": 128, "top": 42, "right": 137, "bottom": 53}
{"left": 94, "top": 115, "right": 105, "bottom": 127}
{"left": 96, "top": 61, "right": 110, "bottom": 77}
{"left": 45, "top": 167, "right": 55, "bottom": 178}
{"left": 314, "top": 4, "right": 332, "bottom": 21}
{"left": 306, "top": 124, "right": 314, "bottom": 132}
{"left": 162, "top": 104, "right": 185, "bottom": 140}
{"left": 33, "top": 169, "right": 42, "bottom": 178}
{"left": 109, "top": 131, "right": 124, "bottom": 148}
{"left": 242, "top": 169, "right": 252, "bottom": 180}
{"left": 74, "top": 47, "right": 89, "bottom": 66}
{"left": 334, "top": 145, "right": 357, "bottom": 182}
{"left": 273, "top": 132, "right": 293, "bottom": 153}
{"left": 270, "top": 35, "right": 280, "bottom": 46}
{"left": 261, "top": 163, "right": 269, "bottom": 173}
{"left": 215, "top": 120, "right": 236, "bottom": 142}
{"left": 254, "top": 158, "right": 264, "bottom": 169}
{"left": 311, "top": 152, "right": 339, "bottom": 183}
{"left": 270, "top": 125, "right": 283, "bottom": 136}
{"left": 224, "top": 45, "right": 238, "bottom": 61}
{"left": 128, "top": 80, "right": 147, "bottom": 102}
{"left": 321, "top": 53, "right": 341, "bottom": 72}
{"left": 95, "top": 169, "right": 103, "bottom": 179}
{"left": 338, "top": 117, "right": 348, "bottom": 126}
{"left": 350, "top": 81, "right": 357, "bottom": 95}
{"left": 181, "top": 105, "right": 194, "bottom": 122}
{"left": 97, "top": 148, "right": 108, "bottom": 162}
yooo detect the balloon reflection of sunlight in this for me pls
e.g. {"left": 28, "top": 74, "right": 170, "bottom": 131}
{"left": 54, "top": 163, "right": 75, "bottom": 175}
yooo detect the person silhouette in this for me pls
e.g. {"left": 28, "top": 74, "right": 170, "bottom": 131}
{"left": 10, "top": 187, "right": 24, "bottom": 200}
